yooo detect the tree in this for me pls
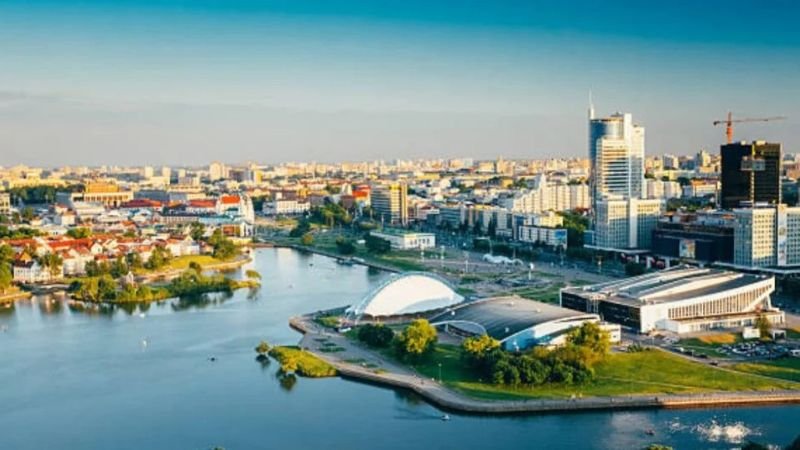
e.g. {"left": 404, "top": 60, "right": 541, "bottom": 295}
{"left": 189, "top": 222, "right": 206, "bottom": 241}
{"left": 145, "top": 246, "right": 171, "bottom": 270}
{"left": 245, "top": 269, "right": 261, "bottom": 280}
{"left": 289, "top": 219, "right": 311, "bottom": 238}
{"left": 20, "top": 207, "right": 35, "bottom": 222}
{"left": 755, "top": 314, "right": 772, "bottom": 341}
{"left": 462, "top": 334, "right": 500, "bottom": 366}
{"left": 564, "top": 322, "right": 611, "bottom": 366}
{"left": 66, "top": 227, "right": 92, "bottom": 239}
{"left": 357, "top": 324, "right": 394, "bottom": 348}
{"left": 395, "top": 319, "right": 437, "bottom": 359}
{"left": 335, "top": 236, "right": 356, "bottom": 255}
{"left": 0, "top": 262, "right": 12, "bottom": 293}
{"left": 300, "top": 232, "right": 314, "bottom": 246}
{"left": 208, "top": 229, "right": 238, "bottom": 260}
{"left": 255, "top": 340, "right": 270, "bottom": 355}
{"left": 365, "top": 234, "right": 390, "bottom": 254}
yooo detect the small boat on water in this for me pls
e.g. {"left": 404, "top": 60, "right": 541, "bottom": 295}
{"left": 645, "top": 429, "right": 655, "bottom": 436}
{"left": 441, "top": 414, "right": 450, "bottom": 421}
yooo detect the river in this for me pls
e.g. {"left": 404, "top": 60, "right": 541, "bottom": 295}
{"left": 0, "top": 248, "right": 797, "bottom": 449}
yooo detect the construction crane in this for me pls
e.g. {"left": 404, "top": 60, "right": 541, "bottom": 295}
{"left": 713, "top": 112, "right": 786, "bottom": 144}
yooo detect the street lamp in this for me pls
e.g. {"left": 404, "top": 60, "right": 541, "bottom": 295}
{"left": 438, "top": 363, "right": 442, "bottom": 383}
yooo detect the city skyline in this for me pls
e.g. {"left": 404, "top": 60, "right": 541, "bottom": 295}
{"left": 2, "top": 0, "right": 799, "bottom": 166}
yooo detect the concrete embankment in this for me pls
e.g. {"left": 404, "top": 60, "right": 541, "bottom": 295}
{"left": 289, "top": 316, "right": 800, "bottom": 415}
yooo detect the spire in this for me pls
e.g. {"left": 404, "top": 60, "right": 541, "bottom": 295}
{"left": 588, "top": 90, "right": 595, "bottom": 120}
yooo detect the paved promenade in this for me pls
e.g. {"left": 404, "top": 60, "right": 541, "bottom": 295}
{"left": 291, "top": 316, "right": 800, "bottom": 415}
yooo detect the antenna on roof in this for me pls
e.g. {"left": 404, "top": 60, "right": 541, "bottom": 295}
{"left": 588, "top": 89, "right": 595, "bottom": 120}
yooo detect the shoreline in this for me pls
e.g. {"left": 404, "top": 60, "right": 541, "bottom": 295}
{"left": 270, "top": 242, "right": 401, "bottom": 273}
{"left": 20, "top": 253, "right": 254, "bottom": 304}
{"left": 289, "top": 316, "right": 800, "bottom": 415}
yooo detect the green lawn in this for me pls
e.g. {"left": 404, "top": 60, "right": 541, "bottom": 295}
{"left": 731, "top": 358, "right": 800, "bottom": 382}
{"left": 510, "top": 282, "right": 566, "bottom": 304}
{"left": 163, "top": 255, "right": 222, "bottom": 270}
{"left": 410, "top": 345, "right": 797, "bottom": 400}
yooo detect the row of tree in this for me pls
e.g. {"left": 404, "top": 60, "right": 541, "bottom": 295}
{"left": 461, "top": 322, "right": 611, "bottom": 386}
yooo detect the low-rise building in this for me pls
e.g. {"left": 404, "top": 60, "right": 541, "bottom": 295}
{"left": 561, "top": 266, "right": 783, "bottom": 334}
{"left": 370, "top": 229, "right": 435, "bottom": 250}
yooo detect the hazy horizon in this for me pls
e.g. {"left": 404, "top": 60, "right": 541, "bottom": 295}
{"left": 2, "top": 0, "right": 799, "bottom": 166}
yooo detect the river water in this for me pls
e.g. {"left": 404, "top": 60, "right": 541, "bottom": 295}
{"left": 0, "top": 248, "right": 797, "bottom": 449}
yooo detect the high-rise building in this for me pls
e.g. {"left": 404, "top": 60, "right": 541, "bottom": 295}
{"left": 733, "top": 204, "right": 800, "bottom": 268}
{"left": 720, "top": 141, "right": 781, "bottom": 209}
{"left": 588, "top": 111, "right": 645, "bottom": 202}
{"left": 587, "top": 107, "right": 658, "bottom": 250}
{"left": 370, "top": 183, "right": 408, "bottom": 226}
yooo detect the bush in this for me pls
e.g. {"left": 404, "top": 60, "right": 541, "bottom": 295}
{"left": 335, "top": 236, "right": 356, "bottom": 255}
{"left": 357, "top": 324, "right": 394, "bottom": 348}
{"left": 365, "top": 234, "right": 391, "bottom": 254}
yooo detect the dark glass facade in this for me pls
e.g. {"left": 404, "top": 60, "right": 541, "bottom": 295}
{"left": 651, "top": 223, "right": 734, "bottom": 264}
{"left": 720, "top": 142, "right": 781, "bottom": 209}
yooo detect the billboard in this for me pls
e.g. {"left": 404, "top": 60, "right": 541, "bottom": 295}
{"left": 679, "top": 239, "right": 696, "bottom": 259}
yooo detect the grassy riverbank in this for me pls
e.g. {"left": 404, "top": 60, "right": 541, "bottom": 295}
{"left": 731, "top": 358, "right": 800, "bottom": 383}
{"left": 269, "top": 346, "right": 337, "bottom": 378}
{"left": 410, "top": 345, "right": 798, "bottom": 400}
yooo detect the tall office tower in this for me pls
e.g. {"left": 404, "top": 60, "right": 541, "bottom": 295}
{"left": 734, "top": 204, "right": 800, "bottom": 268}
{"left": 160, "top": 166, "right": 171, "bottom": 180}
{"left": 370, "top": 183, "right": 408, "bottom": 226}
{"left": 720, "top": 141, "right": 782, "bottom": 209}
{"left": 587, "top": 106, "right": 657, "bottom": 250}
{"left": 588, "top": 111, "right": 645, "bottom": 203}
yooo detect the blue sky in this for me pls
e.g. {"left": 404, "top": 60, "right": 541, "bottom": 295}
{"left": 1, "top": 0, "right": 798, "bottom": 166}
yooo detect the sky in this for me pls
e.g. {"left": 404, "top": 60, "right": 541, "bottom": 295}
{"left": 1, "top": 0, "right": 799, "bottom": 166}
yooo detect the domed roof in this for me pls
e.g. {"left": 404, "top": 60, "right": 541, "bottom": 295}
{"left": 348, "top": 272, "right": 464, "bottom": 318}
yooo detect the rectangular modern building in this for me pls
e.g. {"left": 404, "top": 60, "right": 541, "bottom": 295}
{"left": 591, "top": 198, "right": 663, "bottom": 251}
{"left": 370, "top": 183, "right": 408, "bottom": 226}
{"left": 720, "top": 141, "right": 782, "bottom": 209}
{"left": 370, "top": 229, "right": 435, "bottom": 250}
{"left": 733, "top": 204, "right": 800, "bottom": 269}
{"left": 561, "top": 266, "right": 784, "bottom": 334}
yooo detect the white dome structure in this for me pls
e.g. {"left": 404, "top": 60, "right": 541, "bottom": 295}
{"left": 347, "top": 272, "right": 464, "bottom": 319}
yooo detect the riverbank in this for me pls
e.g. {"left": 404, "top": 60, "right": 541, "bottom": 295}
{"left": 0, "top": 289, "right": 32, "bottom": 304}
{"left": 290, "top": 315, "right": 800, "bottom": 415}
{"left": 272, "top": 242, "right": 402, "bottom": 273}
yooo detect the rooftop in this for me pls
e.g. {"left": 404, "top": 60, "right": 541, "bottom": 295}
{"left": 562, "top": 266, "right": 773, "bottom": 307}
{"left": 430, "top": 296, "right": 593, "bottom": 341}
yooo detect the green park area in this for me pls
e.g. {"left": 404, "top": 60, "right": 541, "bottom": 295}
{"left": 413, "top": 345, "right": 798, "bottom": 400}
{"left": 345, "top": 320, "right": 799, "bottom": 401}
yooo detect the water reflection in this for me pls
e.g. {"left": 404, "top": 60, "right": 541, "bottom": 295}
{"left": 277, "top": 372, "right": 297, "bottom": 392}
{"left": 171, "top": 291, "right": 234, "bottom": 311}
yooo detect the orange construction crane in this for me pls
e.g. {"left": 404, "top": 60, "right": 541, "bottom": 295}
{"left": 713, "top": 112, "right": 786, "bottom": 144}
